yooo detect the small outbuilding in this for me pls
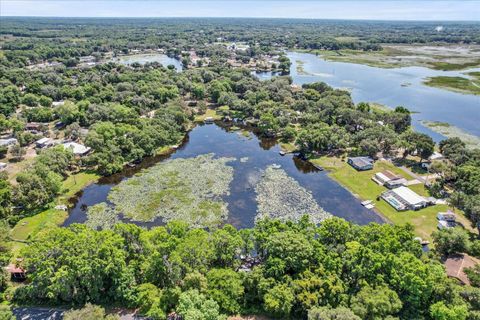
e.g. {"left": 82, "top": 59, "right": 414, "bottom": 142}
{"left": 0, "top": 162, "right": 7, "bottom": 170}
{"left": 62, "top": 142, "right": 91, "bottom": 156}
{"left": 438, "top": 220, "right": 456, "bottom": 230}
{"left": 437, "top": 210, "right": 457, "bottom": 222}
{"left": 6, "top": 263, "right": 26, "bottom": 281}
{"left": 381, "top": 186, "right": 427, "bottom": 211}
{"left": 347, "top": 156, "right": 374, "bottom": 171}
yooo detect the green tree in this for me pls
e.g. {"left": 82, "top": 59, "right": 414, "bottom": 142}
{"left": 206, "top": 268, "right": 244, "bottom": 314}
{"left": 429, "top": 301, "right": 468, "bottom": 320}
{"left": 432, "top": 228, "right": 470, "bottom": 256}
{"left": 350, "top": 285, "right": 402, "bottom": 320}
{"left": 176, "top": 289, "right": 224, "bottom": 320}
{"left": 308, "top": 306, "right": 361, "bottom": 320}
{"left": 264, "top": 283, "right": 295, "bottom": 318}
{"left": 64, "top": 303, "right": 119, "bottom": 320}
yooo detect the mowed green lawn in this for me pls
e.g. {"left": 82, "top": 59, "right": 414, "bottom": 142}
{"left": 311, "top": 157, "right": 471, "bottom": 241}
{"left": 10, "top": 171, "right": 100, "bottom": 246}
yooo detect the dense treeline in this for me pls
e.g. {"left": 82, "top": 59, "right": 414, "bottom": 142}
{"left": 1, "top": 18, "right": 479, "bottom": 67}
{"left": 9, "top": 218, "right": 480, "bottom": 319}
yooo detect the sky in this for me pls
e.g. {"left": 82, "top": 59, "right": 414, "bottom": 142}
{"left": 1, "top": 0, "right": 480, "bottom": 21}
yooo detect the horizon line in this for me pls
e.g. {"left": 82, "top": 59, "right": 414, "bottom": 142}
{"left": 2, "top": 16, "right": 480, "bottom": 22}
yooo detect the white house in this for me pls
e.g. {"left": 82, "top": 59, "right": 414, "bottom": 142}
{"left": 62, "top": 142, "right": 91, "bottom": 156}
{"left": 381, "top": 186, "right": 427, "bottom": 211}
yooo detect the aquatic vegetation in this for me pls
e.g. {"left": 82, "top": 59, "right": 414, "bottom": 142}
{"left": 422, "top": 121, "right": 480, "bottom": 150}
{"left": 86, "top": 203, "right": 119, "bottom": 230}
{"left": 107, "top": 154, "right": 235, "bottom": 227}
{"left": 255, "top": 165, "right": 331, "bottom": 224}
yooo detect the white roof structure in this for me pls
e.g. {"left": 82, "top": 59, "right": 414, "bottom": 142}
{"left": 0, "top": 162, "right": 7, "bottom": 169}
{"left": 36, "top": 137, "right": 52, "bottom": 144}
{"left": 429, "top": 152, "right": 444, "bottom": 161}
{"left": 391, "top": 186, "right": 426, "bottom": 206}
{"left": 63, "top": 142, "right": 91, "bottom": 155}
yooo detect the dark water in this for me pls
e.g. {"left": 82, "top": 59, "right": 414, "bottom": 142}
{"left": 64, "top": 124, "right": 384, "bottom": 229}
{"left": 258, "top": 52, "right": 480, "bottom": 141}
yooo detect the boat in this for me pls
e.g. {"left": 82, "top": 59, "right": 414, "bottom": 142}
{"left": 271, "top": 164, "right": 282, "bottom": 169}
{"left": 279, "top": 150, "right": 286, "bottom": 156}
{"left": 312, "top": 163, "right": 324, "bottom": 171}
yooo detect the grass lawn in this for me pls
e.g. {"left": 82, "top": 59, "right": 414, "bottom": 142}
{"left": 279, "top": 142, "right": 298, "bottom": 153}
{"left": 194, "top": 109, "right": 222, "bottom": 122}
{"left": 10, "top": 209, "right": 68, "bottom": 242}
{"left": 9, "top": 171, "right": 100, "bottom": 254}
{"left": 311, "top": 156, "right": 473, "bottom": 241}
{"left": 59, "top": 171, "right": 100, "bottom": 202}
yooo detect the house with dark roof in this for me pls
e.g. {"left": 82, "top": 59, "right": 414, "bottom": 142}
{"left": 444, "top": 254, "right": 479, "bottom": 285}
{"left": 347, "top": 156, "right": 374, "bottom": 171}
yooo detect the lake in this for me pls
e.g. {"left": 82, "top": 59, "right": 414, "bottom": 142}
{"left": 64, "top": 124, "right": 384, "bottom": 229}
{"left": 259, "top": 52, "right": 480, "bottom": 141}
{"left": 111, "top": 53, "right": 183, "bottom": 71}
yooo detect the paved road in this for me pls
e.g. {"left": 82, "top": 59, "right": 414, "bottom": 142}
{"left": 13, "top": 307, "right": 64, "bottom": 320}
{"left": 13, "top": 307, "right": 147, "bottom": 320}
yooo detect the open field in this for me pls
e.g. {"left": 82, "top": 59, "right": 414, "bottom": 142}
{"left": 421, "top": 121, "right": 480, "bottom": 150}
{"left": 194, "top": 109, "right": 222, "bottom": 122}
{"left": 424, "top": 72, "right": 480, "bottom": 96}
{"left": 310, "top": 156, "right": 474, "bottom": 241}
{"left": 299, "top": 44, "right": 480, "bottom": 70}
{"left": 10, "top": 171, "right": 100, "bottom": 247}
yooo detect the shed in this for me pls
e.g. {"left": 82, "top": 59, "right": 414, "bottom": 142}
{"left": 347, "top": 156, "right": 374, "bottom": 171}
{"left": 6, "top": 264, "right": 26, "bottom": 281}
{"left": 438, "top": 220, "right": 456, "bottom": 230}
{"left": 0, "top": 162, "right": 7, "bottom": 170}
{"left": 437, "top": 211, "right": 457, "bottom": 222}
{"left": 373, "top": 170, "right": 407, "bottom": 188}
{"left": 444, "top": 254, "right": 479, "bottom": 285}
{"left": 429, "top": 152, "right": 445, "bottom": 161}
{"left": 381, "top": 186, "right": 427, "bottom": 211}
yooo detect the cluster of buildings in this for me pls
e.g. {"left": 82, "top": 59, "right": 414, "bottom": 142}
{"left": 347, "top": 156, "right": 440, "bottom": 213}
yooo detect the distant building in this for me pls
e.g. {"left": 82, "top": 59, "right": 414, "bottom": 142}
{"left": 62, "top": 142, "right": 91, "bottom": 156}
{"left": 0, "top": 138, "right": 18, "bottom": 147}
{"left": 381, "top": 186, "right": 427, "bottom": 211}
{"left": 372, "top": 170, "right": 407, "bottom": 188}
{"left": 25, "top": 122, "right": 43, "bottom": 133}
{"left": 35, "top": 137, "right": 54, "bottom": 149}
{"left": 347, "top": 156, "right": 374, "bottom": 171}
{"left": 52, "top": 101, "right": 65, "bottom": 107}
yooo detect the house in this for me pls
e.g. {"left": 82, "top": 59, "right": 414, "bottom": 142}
{"left": 347, "top": 156, "right": 374, "bottom": 171}
{"left": 0, "top": 138, "right": 18, "bottom": 147}
{"left": 35, "top": 137, "right": 54, "bottom": 149}
{"left": 25, "top": 122, "right": 43, "bottom": 133}
{"left": 437, "top": 210, "right": 457, "bottom": 222}
{"left": 444, "top": 254, "right": 479, "bottom": 285}
{"left": 381, "top": 186, "right": 427, "bottom": 211}
{"left": 372, "top": 170, "right": 407, "bottom": 188}
{"left": 62, "top": 142, "right": 91, "bottom": 156}
{"left": 52, "top": 101, "right": 65, "bottom": 107}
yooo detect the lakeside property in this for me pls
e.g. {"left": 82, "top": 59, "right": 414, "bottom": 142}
{"left": 310, "top": 156, "right": 475, "bottom": 241}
